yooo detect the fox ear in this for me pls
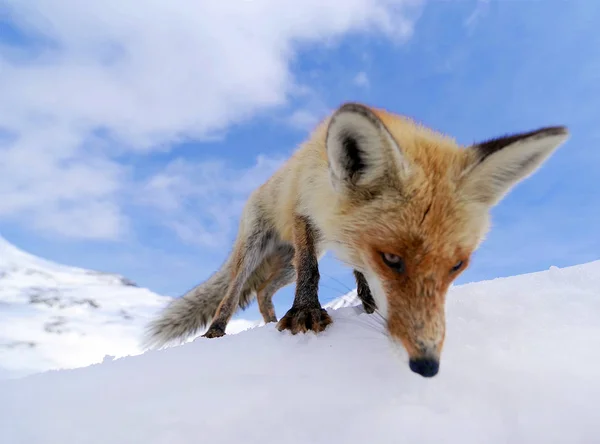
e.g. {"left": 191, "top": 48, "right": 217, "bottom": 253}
{"left": 326, "top": 102, "right": 409, "bottom": 194}
{"left": 461, "top": 126, "right": 569, "bottom": 206}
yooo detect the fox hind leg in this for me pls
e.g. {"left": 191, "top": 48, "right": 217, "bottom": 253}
{"left": 256, "top": 245, "right": 296, "bottom": 324}
{"left": 203, "top": 222, "right": 279, "bottom": 338}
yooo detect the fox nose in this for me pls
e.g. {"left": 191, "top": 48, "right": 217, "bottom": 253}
{"left": 409, "top": 357, "right": 439, "bottom": 377}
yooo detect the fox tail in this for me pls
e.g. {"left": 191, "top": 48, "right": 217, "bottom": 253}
{"left": 142, "top": 257, "right": 234, "bottom": 349}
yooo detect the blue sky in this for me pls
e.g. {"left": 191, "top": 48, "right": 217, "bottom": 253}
{"left": 1, "top": 0, "right": 599, "bottom": 322}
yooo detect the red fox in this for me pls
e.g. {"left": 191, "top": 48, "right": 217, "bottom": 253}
{"left": 144, "top": 102, "right": 568, "bottom": 377}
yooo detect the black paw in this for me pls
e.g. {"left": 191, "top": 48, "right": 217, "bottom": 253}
{"left": 202, "top": 327, "right": 226, "bottom": 338}
{"left": 276, "top": 306, "right": 332, "bottom": 334}
{"left": 360, "top": 297, "right": 376, "bottom": 314}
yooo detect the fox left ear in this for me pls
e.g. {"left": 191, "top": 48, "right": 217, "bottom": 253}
{"left": 325, "top": 102, "right": 409, "bottom": 195}
{"left": 461, "top": 126, "right": 570, "bottom": 206}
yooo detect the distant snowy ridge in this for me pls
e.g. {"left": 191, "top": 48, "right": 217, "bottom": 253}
{"left": 0, "top": 235, "right": 137, "bottom": 287}
{"left": 0, "top": 236, "right": 251, "bottom": 379}
{"left": 324, "top": 288, "right": 359, "bottom": 310}
{"left": 1, "top": 259, "right": 599, "bottom": 444}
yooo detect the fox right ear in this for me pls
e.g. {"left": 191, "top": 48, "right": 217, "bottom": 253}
{"left": 461, "top": 126, "right": 569, "bottom": 206}
{"left": 326, "top": 103, "right": 408, "bottom": 194}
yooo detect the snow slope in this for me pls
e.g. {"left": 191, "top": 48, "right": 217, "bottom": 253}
{"left": 1, "top": 260, "right": 599, "bottom": 443}
{"left": 0, "top": 236, "right": 253, "bottom": 379}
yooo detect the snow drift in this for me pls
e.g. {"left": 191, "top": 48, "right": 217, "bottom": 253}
{"left": 0, "top": 236, "right": 253, "bottom": 379}
{"left": 1, "top": 259, "right": 599, "bottom": 443}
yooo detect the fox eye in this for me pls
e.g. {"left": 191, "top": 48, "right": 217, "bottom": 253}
{"left": 381, "top": 252, "right": 405, "bottom": 273}
{"left": 450, "top": 260, "right": 464, "bottom": 273}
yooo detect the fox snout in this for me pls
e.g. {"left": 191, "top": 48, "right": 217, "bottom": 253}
{"left": 363, "top": 271, "right": 447, "bottom": 378}
{"left": 404, "top": 338, "right": 443, "bottom": 377}
{"left": 388, "top": 311, "right": 446, "bottom": 378}
{"left": 388, "top": 324, "right": 445, "bottom": 378}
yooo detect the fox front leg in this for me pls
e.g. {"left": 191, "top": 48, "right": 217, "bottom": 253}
{"left": 353, "top": 270, "right": 376, "bottom": 314}
{"left": 276, "top": 215, "right": 332, "bottom": 334}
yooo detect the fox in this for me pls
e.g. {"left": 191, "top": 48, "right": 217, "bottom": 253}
{"left": 143, "top": 102, "right": 569, "bottom": 378}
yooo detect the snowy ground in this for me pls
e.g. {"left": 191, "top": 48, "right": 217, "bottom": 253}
{"left": 1, "top": 260, "right": 599, "bottom": 443}
{"left": 0, "top": 236, "right": 253, "bottom": 379}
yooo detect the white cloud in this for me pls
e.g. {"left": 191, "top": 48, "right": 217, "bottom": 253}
{"left": 138, "top": 155, "right": 286, "bottom": 247}
{"left": 464, "top": 0, "right": 490, "bottom": 31}
{"left": 353, "top": 71, "right": 370, "bottom": 88}
{"left": 0, "top": 127, "right": 128, "bottom": 239}
{"left": 287, "top": 110, "right": 324, "bottom": 131}
{"left": 0, "top": 0, "right": 424, "bottom": 240}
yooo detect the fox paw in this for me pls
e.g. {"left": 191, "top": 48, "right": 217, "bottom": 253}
{"left": 361, "top": 300, "right": 376, "bottom": 314}
{"left": 202, "top": 327, "right": 226, "bottom": 338}
{"left": 277, "top": 306, "right": 333, "bottom": 334}
{"left": 359, "top": 291, "right": 376, "bottom": 314}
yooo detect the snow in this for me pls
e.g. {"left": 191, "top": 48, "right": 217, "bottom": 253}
{"left": 1, "top": 259, "right": 599, "bottom": 443}
{"left": 0, "top": 236, "right": 252, "bottom": 379}
{"left": 324, "top": 287, "right": 359, "bottom": 309}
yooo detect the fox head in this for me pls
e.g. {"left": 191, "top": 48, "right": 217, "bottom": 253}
{"left": 324, "top": 102, "right": 569, "bottom": 378}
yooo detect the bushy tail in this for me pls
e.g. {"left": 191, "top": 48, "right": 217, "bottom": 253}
{"left": 142, "top": 257, "right": 234, "bottom": 350}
